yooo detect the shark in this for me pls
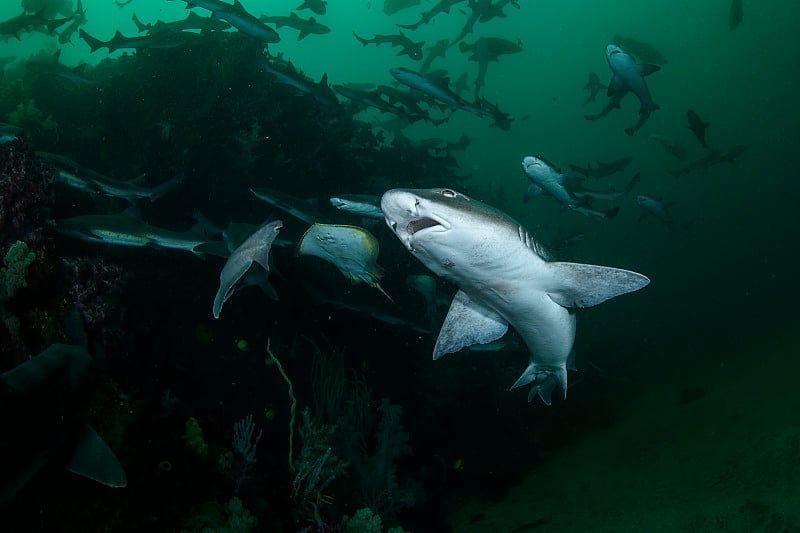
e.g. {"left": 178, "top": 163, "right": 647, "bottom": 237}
{"left": 390, "top": 67, "right": 486, "bottom": 118}
{"left": 329, "top": 194, "right": 384, "bottom": 220}
{"left": 25, "top": 50, "right": 99, "bottom": 87}
{"left": 0, "top": 9, "right": 72, "bottom": 40}
{"left": 353, "top": 31, "right": 425, "bottom": 60}
{"left": 212, "top": 220, "right": 282, "bottom": 318}
{"left": 79, "top": 28, "right": 205, "bottom": 53}
{"left": 56, "top": 209, "right": 227, "bottom": 257}
{"left": 380, "top": 187, "right": 649, "bottom": 404}
{"left": 259, "top": 12, "right": 330, "bottom": 41}
{"left": 0, "top": 343, "right": 126, "bottom": 504}
{"left": 258, "top": 54, "right": 337, "bottom": 106}
{"left": 167, "top": 0, "right": 280, "bottom": 43}
{"left": 605, "top": 44, "right": 661, "bottom": 115}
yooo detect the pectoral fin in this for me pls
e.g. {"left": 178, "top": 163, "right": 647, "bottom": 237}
{"left": 65, "top": 424, "right": 127, "bottom": 488}
{"left": 545, "top": 262, "right": 650, "bottom": 308}
{"left": 433, "top": 291, "right": 508, "bottom": 359}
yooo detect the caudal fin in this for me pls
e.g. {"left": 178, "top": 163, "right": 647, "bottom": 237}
{"left": 510, "top": 363, "right": 568, "bottom": 405}
{"left": 79, "top": 29, "right": 105, "bottom": 53}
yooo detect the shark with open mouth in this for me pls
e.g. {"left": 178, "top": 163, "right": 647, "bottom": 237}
{"left": 381, "top": 187, "right": 650, "bottom": 404}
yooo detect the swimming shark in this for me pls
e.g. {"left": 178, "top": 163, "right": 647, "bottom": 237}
{"left": 259, "top": 12, "right": 330, "bottom": 41}
{"left": 390, "top": 67, "right": 486, "bottom": 117}
{"left": 212, "top": 220, "right": 282, "bottom": 318}
{"left": 381, "top": 187, "right": 649, "bottom": 404}
{"left": 353, "top": 31, "right": 425, "bottom": 60}
{"left": 167, "top": 0, "right": 280, "bottom": 43}
{"left": 56, "top": 209, "right": 227, "bottom": 257}
{"left": 605, "top": 44, "right": 661, "bottom": 114}
{"left": 0, "top": 343, "right": 126, "bottom": 504}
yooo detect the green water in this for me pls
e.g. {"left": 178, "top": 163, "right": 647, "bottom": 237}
{"left": 1, "top": 0, "right": 798, "bottom": 531}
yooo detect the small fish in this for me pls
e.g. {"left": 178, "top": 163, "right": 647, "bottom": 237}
{"left": 297, "top": 223, "right": 392, "bottom": 300}
{"left": 687, "top": 109, "right": 710, "bottom": 148}
{"left": 212, "top": 220, "right": 282, "bottom": 318}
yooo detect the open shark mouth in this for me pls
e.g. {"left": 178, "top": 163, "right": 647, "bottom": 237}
{"left": 407, "top": 217, "right": 441, "bottom": 235}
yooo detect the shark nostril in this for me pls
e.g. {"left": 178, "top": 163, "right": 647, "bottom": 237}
{"left": 391, "top": 222, "right": 397, "bottom": 231}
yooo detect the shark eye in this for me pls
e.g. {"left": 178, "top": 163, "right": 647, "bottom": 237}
{"left": 441, "top": 189, "right": 456, "bottom": 198}
{"left": 414, "top": 199, "right": 420, "bottom": 207}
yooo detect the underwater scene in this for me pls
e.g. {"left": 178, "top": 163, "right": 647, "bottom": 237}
{"left": 1, "top": 0, "right": 798, "bottom": 531}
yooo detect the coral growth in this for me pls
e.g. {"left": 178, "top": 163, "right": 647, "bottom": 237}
{"left": 1, "top": 240, "right": 34, "bottom": 303}
{"left": 0, "top": 137, "right": 54, "bottom": 258}
{"left": 62, "top": 256, "right": 127, "bottom": 334}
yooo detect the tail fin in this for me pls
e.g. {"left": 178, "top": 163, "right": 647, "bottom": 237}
{"left": 511, "top": 363, "right": 568, "bottom": 405}
{"left": 79, "top": 29, "right": 106, "bottom": 53}
{"left": 131, "top": 12, "right": 149, "bottom": 33}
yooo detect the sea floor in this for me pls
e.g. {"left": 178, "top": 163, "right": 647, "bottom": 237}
{"left": 448, "top": 329, "right": 800, "bottom": 532}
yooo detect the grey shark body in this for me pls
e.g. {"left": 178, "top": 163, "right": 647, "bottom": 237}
{"left": 381, "top": 187, "right": 649, "bottom": 404}
{"left": 390, "top": 67, "right": 485, "bottom": 117}
{"left": 212, "top": 220, "right": 282, "bottom": 318}
{"left": 605, "top": 44, "right": 660, "bottom": 114}
{"left": 260, "top": 12, "right": 330, "bottom": 40}
{"left": 522, "top": 155, "right": 582, "bottom": 208}
{"left": 56, "top": 210, "right": 226, "bottom": 257}
{"left": 0, "top": 344, "right": 127, "bottom": 504}
{"left": 329, "top": 194, "right": 384, "bottom": 219}
{"left": 168, "top": 0, "right": 280, "bottom": 43}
